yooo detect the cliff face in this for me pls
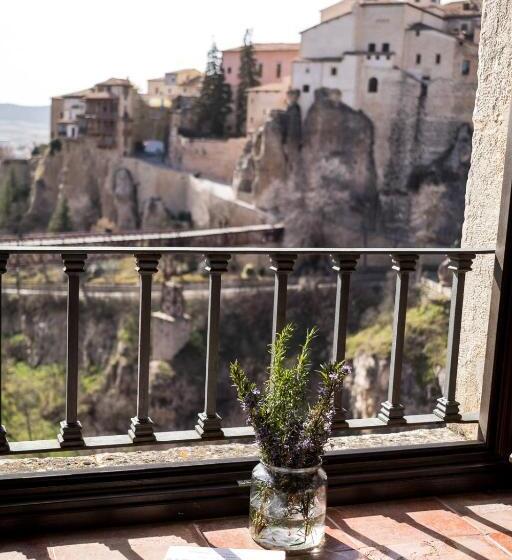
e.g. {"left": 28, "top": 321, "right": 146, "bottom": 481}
{"left": 234, "top": 88, "right": 472, "bottom": 248}
{"left": 18, "top": 139, "right": 264, "bottom": 234}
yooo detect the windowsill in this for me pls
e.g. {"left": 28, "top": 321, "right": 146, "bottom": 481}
{"left": 0, "top": 427, "right": 474, "bottom": 476}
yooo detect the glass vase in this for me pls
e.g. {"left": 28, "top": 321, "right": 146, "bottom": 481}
{"left": 249, "top": 461, "right": 327, "bottom": 554}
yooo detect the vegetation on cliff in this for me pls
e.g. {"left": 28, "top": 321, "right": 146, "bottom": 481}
{"left": 0, "top": 167, "right": 31, "bottom": 233}
{"left": 346, "top": 299, "right": 450, "bottom": 387}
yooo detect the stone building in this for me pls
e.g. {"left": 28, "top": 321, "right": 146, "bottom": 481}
{"left": 144, "top": 69, "right": 202, "bottom": 108}
{"left": 246, "top": 78, "right": 291, "bottom": 134}
{"left": 52, "top": 89, "right": 91, "bottom": 139}
{"left": 222, "top": 43, "right": 300, "bottom": 134}
{"left": 292, "top": 0, "right": 480, "bottom": 190}
{"left": 51, "top": 78, "right": 140, "bottom": 155}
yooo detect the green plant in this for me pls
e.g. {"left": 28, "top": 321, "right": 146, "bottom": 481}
{"left": 230, "top": 323, "right": 350, "bottom": 469}
{"left": 48, "top": 195, "right": 73, "bottom": 233}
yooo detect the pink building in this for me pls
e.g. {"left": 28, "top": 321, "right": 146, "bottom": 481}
{"left": 222, "top": 43, "right": 300, "bottom": 91}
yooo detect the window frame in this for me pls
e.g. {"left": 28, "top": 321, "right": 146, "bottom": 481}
{"left": 2, "top": 110, "right": 512, "bottom": 536}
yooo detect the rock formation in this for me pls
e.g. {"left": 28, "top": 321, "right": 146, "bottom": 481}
{"left": 234, "top": 87, "right": 473, "bottom": 249}
{"left": 235, "top": 89, "right": 379, "bottom": 247}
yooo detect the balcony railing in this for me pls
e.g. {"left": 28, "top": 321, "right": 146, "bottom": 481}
{"left": 0, "top": 246, "right": 495, "bottom": 456}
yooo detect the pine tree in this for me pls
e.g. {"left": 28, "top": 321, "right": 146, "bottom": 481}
{"left": 48, "top": 195, "right": 73, "bottom": 233}
{"left": 194, "top": 43, "right": 233, "bottom": 137}
{"left": 235, "top": 29, "right": 260, "bottom": 136}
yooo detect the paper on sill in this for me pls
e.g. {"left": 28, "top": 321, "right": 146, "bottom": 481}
{"left": 165, "top": 545, "right": 285, "bottom": 559}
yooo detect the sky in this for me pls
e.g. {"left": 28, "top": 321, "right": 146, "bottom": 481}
{"left": 0, "top": 0, "right": 330, "bottom": 106}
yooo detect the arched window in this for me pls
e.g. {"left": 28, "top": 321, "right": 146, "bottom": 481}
{"left": 368, "top": 77, "right": 378, "bottom": 93}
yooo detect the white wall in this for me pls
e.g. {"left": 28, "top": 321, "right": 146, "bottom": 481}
{"left": 300, "top": 13, "right": 356, "bottom": 59}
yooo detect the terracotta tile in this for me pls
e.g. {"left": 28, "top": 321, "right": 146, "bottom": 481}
{"left": 488, "top": 531, "right": 512, "bottom": 554}
{"left": 328, "top": 504, "right": 431, "bottom": 548}
{"left": 463, "top": 507, "right": 512, "bottom": 534}
{"left": 195, "top": 517, "right": 260, "bottom": 550}
{"left": 119, "top": 540, "right": 202, "bottom": 560}
{"left": 383, "top": 539, "right": 472, "bottom": 559}
{"left": 324, "top": 522, "right": 361, "bottom": 552}
{"left": 49, "top": 522, "right": 205, "bottom": 547}
{"left": 0, "top": 548, "right": 55, "bottom": 560}
{"left": 405, "top": 507, "right": 481, "bottom": 538}
{"left": 52, "top": 543, "right": 124, "bottom": 560}
{"left": 450, "top": 534, "right": 512, "bottom": 560}
{"left": 438, "top": 492, "right": 512, "bottom": 534}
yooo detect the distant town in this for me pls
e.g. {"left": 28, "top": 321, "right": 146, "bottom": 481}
{"left": 1, "top": 0, "right": 481, "bottom": 250}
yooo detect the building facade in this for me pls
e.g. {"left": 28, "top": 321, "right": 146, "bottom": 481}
{"left": 246, "top": 79, "right": 291, "bottom": 134}
{"left": 291, "top": 0, "right": 480, "bottom": 186}
{"left": 145, "top": 69, "right": 202, "bottom": 108}
{"left": 222, "top": 43, "right": 299, "bottom": 134}
{"left": 51, "top": 78, "right": 139, "bottom": 155}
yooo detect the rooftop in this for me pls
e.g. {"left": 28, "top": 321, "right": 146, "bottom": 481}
{"left": 95, "top": 78, "right": 133, "bottom": 88}
{"left": 62, "top": 88, "right": 92, "bottom": 99}
{"left": 223, "top": 42, "right": 300, "bottom": 53}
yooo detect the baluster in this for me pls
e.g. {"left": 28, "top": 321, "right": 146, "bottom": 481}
{"left": 0, "top": 254, "right": 9, "bottom": 452}
{"left": 129, "top": 253, "right": 161, "bottom": 443}
{"left": 331, "top": 253, "right": 360, "bottom": 429}
{"left": 378, "top": 253, "right": 418, "bottom": 425}
{"left": 270, "top": 253, "right": 297, "bottom": 344}
{"left": 58, "top": 253, "right": 87, "bottom": 447}
{"left": 434, "top": 252, "right": 475, "bottom": 421}
{"left": 195, "top": 253, "right": 231, "bottom": 438}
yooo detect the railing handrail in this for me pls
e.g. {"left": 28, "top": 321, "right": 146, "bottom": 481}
{"left": 0, "top": 223, "right": 285, "bottom": 246}
{"left": 0, "top": 246, "right": 496, "bottom": 255}
{"left": 0, "top": 244, "right": 496, "bottom": 455}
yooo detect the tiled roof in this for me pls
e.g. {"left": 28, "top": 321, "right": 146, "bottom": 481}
{"left": 95, "top": 78, "right": 133, "bottom": 87}
{"left": 223, "top": 43, "right": 300, "bottom": 53}
{"left": 62, "top": 88, "right": 92, "bottom": 99}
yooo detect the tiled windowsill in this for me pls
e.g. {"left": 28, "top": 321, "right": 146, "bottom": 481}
{"left": 2, "top": 490, "right": 511, "bottom": 559}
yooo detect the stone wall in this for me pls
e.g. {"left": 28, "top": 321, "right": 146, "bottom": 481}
{"left": 457, "top": 0, "right": 512, "bottom": 415}
{"left": 23, "top": 139, "right": 266, "bottom": 233}
{"left": 169, "top": 136, "right": 246, "bottom": 185}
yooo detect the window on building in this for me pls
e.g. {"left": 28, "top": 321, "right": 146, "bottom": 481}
{"left": 436, "top": 53, "right": 441, "bottom": 64}
{"left": 258, "top": 63, "right": 263, "bottom": 76}
{"left": 368, "top": 43, "right": 376, "bottom": 53}
{"left": 368, "top": 77, "right": 378, "bottom": 93}
{"left": 382, "top": 43, "right": 390, "bottom": 53}
{"left": 461, "top": 23, "right": 468, "bottom": 32}
{"left": 416, "top": 54, "right": 422, "bottom": 64}
{"left": 331, "top": 66, "right": 338, "bottom": 76}
{"left": 227, "top": 67, "right": 232, "bottom": 74}
{"left": 305, "top": 67, "right": 310, "bottom": 74}
{"left": 416, "top": 29, "right": 421, "bottom": 37}
{"left": 376, "top": 55, "right": 380, "bottom": 60}
{"left": 463, "top": 2, "right": 471, "bottom": 9}
{"left": 276, "top": 63, "right": 282, "bottom": 79}
{"left": 462, "top": 60, "right": 471, "bottom": 75}
{"left": 302, "top": 84, "right": 310, "bottom": 93}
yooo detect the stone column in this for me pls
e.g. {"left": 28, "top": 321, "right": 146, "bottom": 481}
{"left": 457, "top": 0, "right": 512, "bottom": 427}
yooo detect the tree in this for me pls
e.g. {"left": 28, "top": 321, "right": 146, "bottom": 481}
{"left": 48, "top": 195, "right": 73, "bottom": 233}
{"left": 0, "top": 167, "right": 30, "bottom": 233}
{"left": 194, "top": 43, "right": 233, "bottom": 137}
{"left": 235, "top": 29, "right": 260, "bottom": 136}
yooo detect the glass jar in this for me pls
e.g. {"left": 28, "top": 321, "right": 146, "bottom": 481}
{"left": 249, "top": 461, "right": 327, "bottom": 554}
